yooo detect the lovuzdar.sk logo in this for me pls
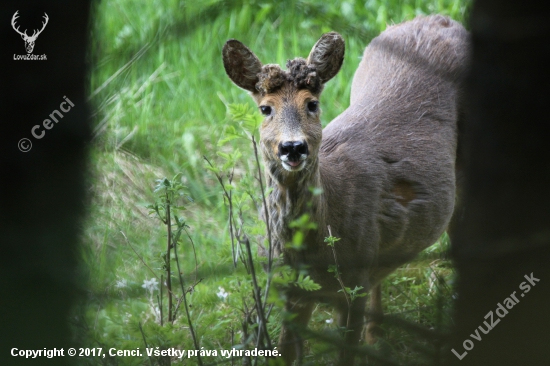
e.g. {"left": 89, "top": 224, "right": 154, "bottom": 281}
{"left": 12, "top": 10, "right": 48, "bottom": 61}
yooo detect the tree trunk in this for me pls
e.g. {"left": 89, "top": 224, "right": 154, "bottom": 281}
{"left": 448, "top": 1, "right": 550, "bottom": 365}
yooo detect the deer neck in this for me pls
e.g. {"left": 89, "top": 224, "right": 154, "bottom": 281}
{"left": 266, "top": 156, "right": 327, "bottom": 254}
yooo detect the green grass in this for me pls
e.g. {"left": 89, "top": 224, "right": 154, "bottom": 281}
{"left": 81, "top": 0, "right": 471, "bottom": 364}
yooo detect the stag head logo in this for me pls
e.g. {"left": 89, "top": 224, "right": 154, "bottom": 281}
{"left": 11, "top": 11, "right": 49, "bottom": 54}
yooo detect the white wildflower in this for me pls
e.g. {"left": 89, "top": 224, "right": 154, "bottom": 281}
{"left": 152, "top": 305, "right": 161, "bottom": 324}
{"left": 123, "top": 312, "right": 132, "bottom": 324}
{"left": 325, "top": 318, "right": 334, "bottom": 324}
{"left": 217, "top": 286, "right": 229, "bottom": 300}
{"left": 142, "top": 278, "right": 159, "bottom": 293}
{"left": 115, "top": 279, "right": 127, "bottom": 289}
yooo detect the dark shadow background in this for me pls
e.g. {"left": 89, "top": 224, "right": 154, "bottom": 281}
{"left": 1, "top": 1, "right": 91, "bottom": 365}
{"left": 448, "top": 0, "right": 550, "bottom": 365}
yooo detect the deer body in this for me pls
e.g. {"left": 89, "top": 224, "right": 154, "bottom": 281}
{"left": 223, "top": 15, "right": 468, "bottom": 365}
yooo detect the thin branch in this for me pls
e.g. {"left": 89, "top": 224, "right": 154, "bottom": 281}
{"left": 204, "top": 156, "right": 238, "bottom": 267}
{"left": 328, "top": 225, "right": 351, "bottom": 330}
{"left": 173, "top": 223, "right": 203, "bottom": 366}
{"left": 243, "top": 235, "right": 272, "bottom": 350}
{"left": 138, "top": 322, "right": 154, "bottom": 366}
{"left": 251, "top": 136, "right": 272, "bottom": 271}
{"left": 184, "top": 227, "right": 199, "bottom": 284}
{"left": 251, "top": 136, "right": 276, "bottom": 317}
{"left": 120, "top": 231, "right": 158, "bottom": 280}
{"left": 158, "top": 283, "right": 163, "bottom": 327}
{"left": 231, "top": 327, "right": 235, "bottom": 366}
{"left": 166, "top": 192, "right": 173, "bottom": 323}
{"left": 120, "top": 230, "right": 179, "bottom": 301}
{"left": 173, "top": 278, "right": 203, "bottom": 319}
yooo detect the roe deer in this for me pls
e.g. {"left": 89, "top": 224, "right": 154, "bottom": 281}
{"left": 222, "top": 15, "right": 469, "bottom": 365}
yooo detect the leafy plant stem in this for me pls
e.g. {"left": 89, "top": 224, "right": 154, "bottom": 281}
{"left": 173, "top": 220, "right": 203, "bottom": 366}
{"left": 138, "top": 321, "right": 154, "bottom": 366}
{"left": 165, "top": 192, "right": 173, "bottom": 323}
{"left": 327, "top": 225, "right": 351, "bottom": 330}
{"left": 252, "top": 135, "right": 275, "bottom": 315}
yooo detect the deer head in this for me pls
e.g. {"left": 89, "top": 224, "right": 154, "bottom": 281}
{"left": 222, "top": 33, "right": 345, "bottom": 186}
{"left": 12, "top": 11, "right": 49, "bottom": 54}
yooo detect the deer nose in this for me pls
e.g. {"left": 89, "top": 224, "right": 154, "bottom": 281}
{"left": 278, "top": 141, "right": 308, "bottom": 162}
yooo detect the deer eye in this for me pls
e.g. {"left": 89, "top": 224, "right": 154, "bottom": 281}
{"left": 259, "top": 106, "right": 272, "bottom": 116}
{"left": 307, "top": 101, "right": 319, "bottom": 113}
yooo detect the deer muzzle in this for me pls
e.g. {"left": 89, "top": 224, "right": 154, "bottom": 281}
{"left": 278, "top": 140, "right": 308, "bottom": 171}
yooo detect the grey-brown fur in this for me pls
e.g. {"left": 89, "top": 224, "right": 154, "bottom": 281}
{"left": 222, "top": 15, "right": 469, "bottom": 365}
{"left": 256, "top": 59, "right": 324, "bottom": 95}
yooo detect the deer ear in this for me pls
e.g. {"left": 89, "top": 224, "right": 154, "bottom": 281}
{"left": 222, "top": 40, "right": 263, "bottom": 93}
{"left": 307, "top": 32, "right": 345, "bottom": 84}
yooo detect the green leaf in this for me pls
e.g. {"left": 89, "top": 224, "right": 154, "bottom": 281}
{"left": 218, "top": 134, "right": 240, "bottom": 145}
{"left": 241, "top": 112, "right": 262, "bottom": 134}
{"left": 295, "top": 273, "right": 321, "bottom": 291}
{"left": 216, "top": 151, "right": 231, "bottom": 160}
{"left": 222, "top": 161, "right": 234, "bottom": 171}
{"left": 289, "top": 213, "right": 317, "bottom": 230}
{"left": 204, "top": 165, "right": 220, "bottom": 174}
{"left": 228, "top": 103, "right": 252, "bottom": 121}
{"left": 218, "top": 124, "right": 248, "bottom": 146}
{"left": 324, "top": 235, "right": 341, "bottom": 246}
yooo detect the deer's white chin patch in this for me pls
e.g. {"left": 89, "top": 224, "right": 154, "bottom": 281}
{"left": 281, "top": 160, "right": 305, "bottom": 172}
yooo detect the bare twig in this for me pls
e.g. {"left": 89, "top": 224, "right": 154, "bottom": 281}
{"left": 243, "top": 235, "right": 272, "bottom": 350}
{"left": 231, "top": 328, "right": 235, "bottom": 366}
{"left": 138, "top": 322, "right": 154, "bottom": 366}
{"left": 157, "top": 290, "right": 163, "bottom": 326}
{"left": 328, "top": 225, "right": 351, "bottom": 330}
{"left": 184, "top": 227, "right": 199, "bottom": 284}
{"left": 250, "top": 137, "right": 277, "bottom": 319}
{"left": 173, "top": 223, "right": 203, "bottom": 366}
{"left": 121, "top": 230, "right": 180, "bottom": 303}
{"left": 205, "top": 136, "right": 273, "bottom": 360}
{"left": 120, "top": 231, "right": 159, "bottom": 281}
{"left": 251, "top": 136, "right": 273, "bottom": 266}
{"left": 166, "top": 192, "right": 173, "bottom": 323}
{"left": 173, "top": 278, "right": 203, "bottom": 319}
{"left": 204, "top": 156, "right": 238, "bottom": 267}
{"left": 233, "top": 207, "right": 271, "bottom": 352}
